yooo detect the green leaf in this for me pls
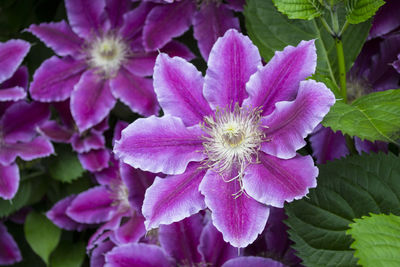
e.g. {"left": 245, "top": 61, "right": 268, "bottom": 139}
{"left": 48, "top": 144, "right": 84, "bottom": 183}
{"left": 345, "top": 0, "right": 385, "bottom": 24}
{"left": 244, "top": 0, "right": 371, "bottom": 86}
{"left": 50, "top": 241, "right": 86, "bottom": 267}
{"left": 24, "top": 211, "right": 61, "bottom": 265}
{"left": 285, "top": 153, "right": 400, "bottom": 266}
{"left": 347, "top": 213, "right": 400, "bottom": 267}
{"left": 272, "top": 0, "right": 324, "bottom": 20}
{"left": 322, "top": 89, "right": 400, "bottom": 144}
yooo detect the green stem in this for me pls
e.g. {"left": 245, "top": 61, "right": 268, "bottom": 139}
{"left": 319, "top": 17, "right": 335, "bottom": 36}
{"left": 330, "top": 8, "right": 340, "bottom": 34}
{"left": 345, "top": 135, "right": 357, "bottom": 155}
{"left": 338, "top": 20, "right": 349, "bottom": 37}
{"left": 335, "top": 37, "right": 347, "bottom": 103}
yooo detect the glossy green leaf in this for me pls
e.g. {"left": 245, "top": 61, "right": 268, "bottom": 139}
{"left": 24, "top": 211, "right": 61, "bottom": 265}
{"left": 50, "top": 241, "right": 86, "bottom": 267}
{"left": 345, "top": 0, "right": 385, "bottom": 24}
{"left": 244, "top": 0, "right": 371, "bottom": 86}
{"left": 48, "top": 144, "right": 84, "bottom": 183}
{"left": 347, "top": 213, "right": 400, "bottom": 267}
{"left": 285, "top": 153, "right": 400, "bottom": 266}
{"left": 272, "top": 0, "right": 324, "bottom": 20}
{"left": 322, "top": 89, "right": 400, "bottom": 144}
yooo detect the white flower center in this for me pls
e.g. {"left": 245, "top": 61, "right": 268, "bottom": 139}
{"left": 88, "top": 34, "right": 128, "bottom": 77}
{"left": 111, "top": 182, "right": 131, "bottom": 211}
{"left": 202, "top": 104, "right": 266, "bottom": 196}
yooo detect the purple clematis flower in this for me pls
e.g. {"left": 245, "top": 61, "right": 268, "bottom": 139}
{"left": 0, "top": 101, "right": 54, "bottom": 200}
{"left": 0, "top": 222, "right": 22, "bottom": 265}
{"left": 28, "top": 0, "right": 194, "bottom": 132}
{"left": 115, "top": 29, "right": 336, "bottom": 247}
{"left": 142, "top": 0, "right": 243, "bottom": 60}
{"left": 0, "top": 39, "right": 30, "bottom": 102}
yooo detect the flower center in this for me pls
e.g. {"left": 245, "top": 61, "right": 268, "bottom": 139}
{"left": 110, "top": 182, "right": 131, "bottom": 211}
{"left": 87, "top": 34, "right": 128, "bottom": 77}
{"left": 202, "top": 103, "right": 265, "bottom": 196}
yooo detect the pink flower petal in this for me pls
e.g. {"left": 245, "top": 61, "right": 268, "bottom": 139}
{"left": 204, "top": 29, "right": 261, "bottom": 110}
{"left": 30, "top": 56, "right": 86, "bottom": 102}
{"left": 109, "top": 68, "right": 159, "bottom": 116}
{"left": 243, "top": 40, "right": 317, "bottom": 116}
{"left": 0, "top": 163, "right": 19, "bottom": 200}
{"left": 243, "top": 153, "right": 317, "bottom": 208}
{"left": 199, "top": 170, "right": 270, "bottom": 248}
{"left": 193, "top": 3, "right": 239, "bottom": 61}
{"left": 0, "top": 39, "right": 30, "bottom": 84}
{"left": 71, "top": 131, "right": 105, "bottom": 153}
{"left": 261, "top": 80, "right": 335, "bottom": 159}
{"left": 154, "top": 53, "right": 212, "bottom": 126}
{"left": 0, "top": 223, "right": 22, "bottom": 265}
{"left": 70, "top": 70, "right": 116, "bottom": 132}
{"left": 143, "top": 1, "right": 195, "bottom": 51}
{"left": 112, "top": 213, "right": 146, "bottom": 244}
{"left": 114, "top": 115, "right": 205, "bottom": 175}
{"left": 65, "top": 0, "right": 106, "bottom": 39}
{"left": 105, "top": 0, "right": 130, "bottom": 29}
{"left": 78, "top": 149, "right": 110, "bottom": 172}
{"left": 222, "top": 256, "right": 285, "bottom": 267}
{"left": 142, "top": 162, "right": 207, "bottom": 230}
{"left": 67, "top": 186, "right": 118, "bottom": 224}
{"left": 27, "top": 20, "right": 84, "bottom": 57}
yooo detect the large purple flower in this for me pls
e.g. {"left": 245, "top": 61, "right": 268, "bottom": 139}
{"left": 142, "top": 0, "right": 243, "bottom": 60}
{"left": 28, "top": 0, "right": 193, "bottom": 132}
{"left": 115, "top": 29, "right": 335, "bottom": 247}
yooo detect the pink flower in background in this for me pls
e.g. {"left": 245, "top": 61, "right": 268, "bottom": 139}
{"left": 115, "top": 29, "right": 335, "bottom": 248}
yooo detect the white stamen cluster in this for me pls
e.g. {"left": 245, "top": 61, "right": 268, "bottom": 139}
{"left": 110, "top": 182, "right": 131, "bottom": 211}
{"left": 87, "top": 34, "right": 129, "bottom": 77}
{"left": 202, "top": 103, "right": 265, "bottom": 197}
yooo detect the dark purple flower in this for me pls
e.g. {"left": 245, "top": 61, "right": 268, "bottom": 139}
{"left": 115, "top": 29, "right": 335, "bottom": 247}
{"left": 28, "top": 0, "right": 194, "bottom": 132}
{"left": 0, "top": 101, "right": 54, "bottom": 200}
{"left": 143, "top": 0, "right": 243, "bottom": 60}
{"left": 0, "top": 39, "right": 30, "bottom": 102}
{"left": 0, "top": 222, "right": 22, "bottom": 265}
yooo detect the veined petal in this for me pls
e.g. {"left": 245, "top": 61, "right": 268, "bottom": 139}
{"left": 243, "top": 40, "right": 317, "bottom": 116}
{"left": 0, "top": 223, "right": 22, "bottom": 265}
{"left": 65, "top": 0, "right": 106, "bottom": 39}
{"left": 222, "top": 256, "right": 285, "bottom": 267}
{"left": 46, "top": 195, "right": 88, "bottom": 231}
{"left": 0, "top": 163, "right": 19, "bottom": 200}
{"left": 114, "top": 115, "right": 205, "bottom": 175}
{"left": 142, "top": 162, "right": 207, "bottom": 230}
{"left": 143, "top": 1, "right": 195, "bottom": 51}
{"left": 0, "top": 66, "right": 28, "bottom": 102}
{"left": 1, "top": 101, "right": 49, "bottom": 143}
{"left": 71, "top": 131, "right": 105, "bottom": 153}
{"left": 0, "top": 39, "right": 30, "bottom": 84}
{"left": 159, "top": 214, "right": 203, "bottom": 265}
{"left": 243, "top": 153, "right": 317, "bottom": 208}
{"left": 27, "top": 21, "right": 84, "bottom": 57}
{"left": 71, "top": 70, "right": 116, "bottom": 132}
{"left": 199, "top": 170, "right": 270, "bottom": 248}
{"left": 67, "top": 186, "right": 117, "bottom": 224}
{"left": 0, "top": 87, "right": 26, "bottom": 102}
{"left": 198, "top": 220, "right": 237, "bottom": 266}
{"left": 112, "top": 213, "right": 146, "bottom": 245}
{"left": 105, "top": 243, "right": 172, "bottom": 267}
{"left": 261, "top": 80, "right": 335, "bottom": 159}
{"left": 91, "top": 241, "right": 115, "bottom": 267}
{"left": 193, "top": 3, "right": 239, "bottom": 61}
{"left": 39, "top": 121, "right": 74, "bottom": 143}
{"left": 154, "top": 53, "right": 212, "bottom": 126}
{"left": 354, "top": 137, "right": 388, "bottom": 155}
{"left": 78, "top": 149, "right": 110, "bottom": 172}
{"left": 105, "top": 0, "right": 130, "bottom": 29}
{"left": 0, "top": 137, "right": 54, "bottom": 166}
{"left": 204, "top": 29, "right": 261, "bottom": 110}
{"left": 309, "top": 125, "right": 348, "bottom": 164}
{"left": 119, "top": 2, "right": 154, "bottom": 40}
{"left": 30, "top": 56, "right": 86, "bottom": 102}
{"left": 109, "top": 68, "right": 159, "bottom": 116}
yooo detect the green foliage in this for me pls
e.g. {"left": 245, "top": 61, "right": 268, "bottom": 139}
{"left": 50, "top": 241, "right": 86, "bottom": 267}
{"left": 48, "top": 144, "right": 84, "bottom": 183}
{"left": 272, "top": 0, "right": 324, "bottom": 20}
{"left": 347, "top": 213, "right": 400, "bottom": 267}
{"left": 345, "top": 0, "right": 385, "bottom": 24}
{"left": 24, "top": 211, "right": 61, "bottom": 265}
{"left": 322, "top": 89, "right": 400, "bottom": 144}
{"left": 244, "top": 0, "right": 370, "bottom": 87}
{"left": 285, "top": 153, "right": 400, "bottom": 266}
{"left": 0, "top": 175, "right": 47, "bottom": 218}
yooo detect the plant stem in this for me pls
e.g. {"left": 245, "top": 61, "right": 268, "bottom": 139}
{"left": 335, "top": 37, "right": 347, "bottom": 103}
{"left": 345, "top": 134, "right": 357, "bottom": 155}
{"left": 338, "top": 20, "right": 349, "bottom": 37}
{"left": 320, "top": 17, "right": 335, "bottom": 36}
